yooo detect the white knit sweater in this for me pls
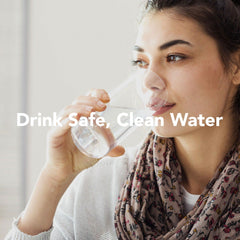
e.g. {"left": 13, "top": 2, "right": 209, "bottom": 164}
{"left": 5, "top": 145, "right": 199, "bottom": 240}
{"left": 4, "top": 146, "right": 139, "bottom": 240}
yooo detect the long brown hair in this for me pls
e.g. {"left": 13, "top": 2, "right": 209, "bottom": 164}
{"left": 143, "top": 0, "right": 240, "bottom": 141}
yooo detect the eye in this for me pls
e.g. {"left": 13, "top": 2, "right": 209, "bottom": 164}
{"left": 131, "top": 59, "right": 148, "bottom": 68}
{"left": 166, "top": 54, "right": 186, "bottom": 63}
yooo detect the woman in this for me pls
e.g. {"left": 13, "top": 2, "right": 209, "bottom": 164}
{"left": 5, "top": 0, "right": 240, "bottom": 239}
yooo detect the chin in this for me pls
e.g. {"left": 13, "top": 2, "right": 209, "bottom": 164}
{"left": 151, "top": 126, "right": 175, "bottom": 138}
{"left": 151, "top": 125, "right": 199, "bottom": 139}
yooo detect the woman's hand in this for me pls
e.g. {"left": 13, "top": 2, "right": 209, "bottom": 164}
{"left": 18, "top": 89, "right": 125, "bottom": 235}
{"left": 44, "top": 89, "right": 125, "bottom": 184}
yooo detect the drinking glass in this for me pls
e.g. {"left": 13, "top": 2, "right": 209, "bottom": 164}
{"left": 71, "top": 69, "right": 168, "bottom": 159}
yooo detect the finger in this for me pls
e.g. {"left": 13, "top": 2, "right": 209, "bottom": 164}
{"left": 58, "top": 104, "right": 93, "bottom": 120}
{"left": 107, "top": 146, "right": 125, "bottom": 157}
{"left": 58, "top": 98, "right": 106, "bottom": 120}
{"left": 48, "top": 116, "right": 74, "bottom": 139}
{"left": 48, "top": 103, "right": 96, "bottom": 138}
{"left": 71, "top": 96, "right": 107, "bottom": 111}
{"left": 86, "top": 88, "right": 110, "bottom": 103}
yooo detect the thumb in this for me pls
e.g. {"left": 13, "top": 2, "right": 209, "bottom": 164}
{"left": 107, "top": 145, "right": 125, "bottom": 157}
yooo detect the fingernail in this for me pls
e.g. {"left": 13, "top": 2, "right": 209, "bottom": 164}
{"left": 97, "top": 100, "right": 105, "bottom": 108}
{"left": 103, "top": 93, "right": 110, "bottom": 100}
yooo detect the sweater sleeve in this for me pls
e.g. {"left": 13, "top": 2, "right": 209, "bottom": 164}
{"left": 4, "top": 214, "right": 53, "bottom": 240}
{"left": 4, "top": 166, "right": 83, "bottom": 240}
{"left": 4, "top": 146, "right": 139, "bottom": 240}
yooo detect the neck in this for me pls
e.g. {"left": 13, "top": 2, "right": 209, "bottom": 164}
{"left": 174, "top": 113, "right": 238, "bottom": 195}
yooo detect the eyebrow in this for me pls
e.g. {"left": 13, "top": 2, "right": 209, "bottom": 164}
{"left": 133, "top": 39, "right": 193, "bottom": 52}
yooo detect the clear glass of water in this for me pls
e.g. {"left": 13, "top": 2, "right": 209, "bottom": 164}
{"left": 71, "top": 69, "right": 168, "bottom": 159}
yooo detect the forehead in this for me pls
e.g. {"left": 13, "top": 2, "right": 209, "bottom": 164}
{"left": 136, "top": 11, "right": 207, "bottom": 48}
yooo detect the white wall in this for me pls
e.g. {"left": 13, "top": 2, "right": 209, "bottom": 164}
{"left": 1, "top": 1, "right": 150, "bottom": 236}
{"left": 27, "top": 0, "right": 147, "bottom": 196}
{"left": 0, "top": 0, "right": 22, "bottom": 237}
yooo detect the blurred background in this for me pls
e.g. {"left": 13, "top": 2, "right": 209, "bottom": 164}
{"left": 0, "top": 0, "right": 149, "bottom": 237}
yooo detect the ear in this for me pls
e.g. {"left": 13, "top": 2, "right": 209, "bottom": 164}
{"left": 231, "top": 51, "right": 240, "bottom": 85}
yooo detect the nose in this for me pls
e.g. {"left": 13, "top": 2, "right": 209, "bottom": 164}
{"left": 141, "top": 69, "right": 166, "bottom": 92}
{"left": 135, "top": 68, "right": 168, "bottom": 107}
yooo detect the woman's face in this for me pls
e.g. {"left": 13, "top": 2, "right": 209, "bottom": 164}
{"left": 133, "top": 11, "right": 238, "bottom": 137}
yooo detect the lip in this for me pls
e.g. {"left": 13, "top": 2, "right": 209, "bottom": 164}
{"left": 150, "top": 103, "right": 176, "bottom": 116}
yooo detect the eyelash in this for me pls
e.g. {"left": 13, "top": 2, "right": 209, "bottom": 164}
{"left": 131, "top": 54, "right": 186, "bottom": 68}
{"left": 131, "top": 60, "right": 148, "bottom": 68}
{"left": 166, "top": 54, "right": 186, "bottom": 62}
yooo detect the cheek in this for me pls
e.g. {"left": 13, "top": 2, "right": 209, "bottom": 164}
{"left": 199, "top": 62, "right": 225, "bottom": 89}
{"left": 167, "top": 70, "right": 208, "bottom": 105}
{"left": 168, "top": 63, "right": 227, "bottom": 113}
